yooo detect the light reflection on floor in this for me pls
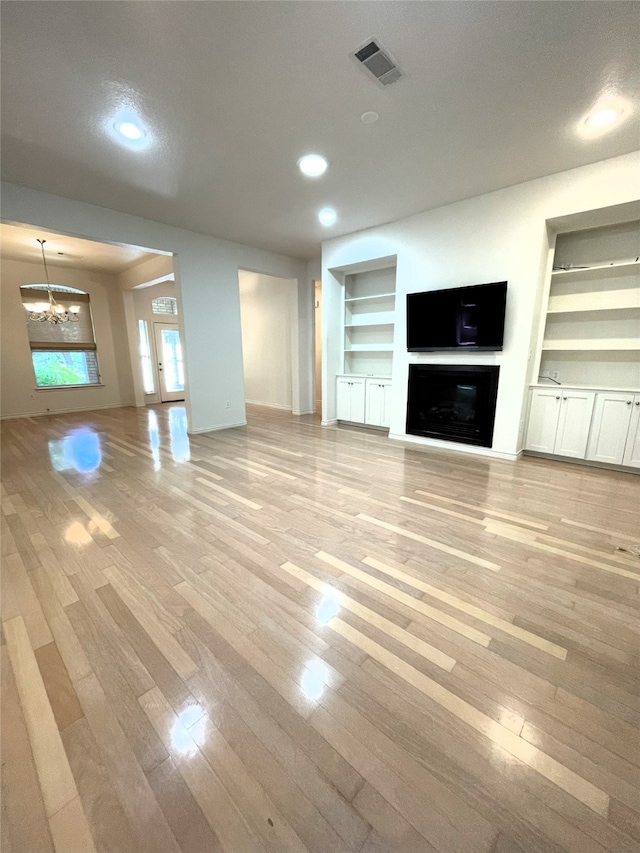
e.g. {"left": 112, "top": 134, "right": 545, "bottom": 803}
{"left": 300, "top": 658, "right": 332, "bottom": 702}
{"left": 169, "top": 407, "right": 190, "bottom": 463}
{"left": 147, "top": 406, "right": 191, "bottom": 467}
{"left": 48, "top": 427, "right": 102, "bottom": 474}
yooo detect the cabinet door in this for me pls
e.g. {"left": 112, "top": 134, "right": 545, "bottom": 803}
{"left": 365, "top": 379, "right": 391, "bottom": 427}
{"left": 554, "top": 391, "right": 595, "bottom": 458}
{"left": 349, "top": 379, "right": 366, "bottom": 423}
{"left": 622, "top": 396, "right": 640, "bottom": 468}
{"left": 336, "top": 377, "right": 365, "bottom": 423}
{"left": 336, "top": 378, "right": 352, "bottom": 421}
{"left": 378, "top": 380, "right": 392, "bottom": 428}
{"left": 586, "top": 392, "right": 634, "bottom": 465}
{"left": 525, "top": 390, "right": 561, "bottom": 452}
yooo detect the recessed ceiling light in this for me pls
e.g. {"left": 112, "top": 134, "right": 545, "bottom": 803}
{"left": 360, "top": 111, "right": 379, "bottom": 124}
{"left": 117, "top": 121, "right": 144, "bottom": 141}
{"left": 298, "top": 154, "right": 329, "bottom": 178}
{"left": 318, "top": 208, "right": 337, "bottom": 226}
{"left": 578, "top": 96, "right": 631, "bottom": 139}
{"left": 105, "top": 107, "right": 152, "bottom": 151}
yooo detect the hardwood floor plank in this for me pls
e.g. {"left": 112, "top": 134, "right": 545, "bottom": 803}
{"left": 62, "top": 717, "right": 140, "bottom": 853}
{"left": 328, "top": 617, "right": 611, "bottom": 817}
{"left": 138, "top": 686, "right": 266, "bottom": 853}
{"left": 1, "top": 646, "right": 54, "bottom": 853}
{"left": 102, "top": 565, "right": 199, "bottom": 680}
{"left": 48, "top": 796, "right": 96, "bottom": 853}
{"left": 147, "top": 756, "right": 225, "bottom": 853}
{"left": 74, "top": 672, "right": 181, "bottom": 853}
{"left": 316, "top": 549, "right": 493, "bottom": 646}
{"left": 362, "top": 554, "right": 568, "bottom": 659}
{"left": 356, "top": 512, "right": 502, "bottom": 571}
{"left": 3, "top": 616, "right": 80, "bottom": 817}
{"left": 280, "top": 558, "right": 457, "bottom": 671}
{"left": 35, "top": 641, "right": 84, "bottom": 731}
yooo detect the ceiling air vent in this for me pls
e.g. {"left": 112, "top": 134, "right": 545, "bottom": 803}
{"left": 353, "top": 38, "right": 403, "bottom": 86}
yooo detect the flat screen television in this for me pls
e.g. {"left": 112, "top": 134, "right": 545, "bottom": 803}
{"left": 406, "top": 281, "right": 507, "bottom": 352}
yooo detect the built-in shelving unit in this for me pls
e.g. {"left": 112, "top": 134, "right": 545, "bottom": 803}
{"left": 539, "top": 219, "right": 640, "bottom": 389}
{"left": 343, "top": 267, "right": 396, "bottom": 376}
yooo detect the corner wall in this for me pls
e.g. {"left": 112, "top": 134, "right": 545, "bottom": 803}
{"left": 321, "top": 151, "right": 640, "bottom": 458}
{"left": 239, "top": 272, "right": 294, "bottom": 410}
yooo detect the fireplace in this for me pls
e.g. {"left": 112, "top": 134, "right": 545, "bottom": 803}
{"left": 406, "top": 364, "right": 499, "bottom": 447}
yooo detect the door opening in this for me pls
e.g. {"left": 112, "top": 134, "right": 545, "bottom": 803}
{"left": 154, "top": 322, "right": 185, "bottom": 402}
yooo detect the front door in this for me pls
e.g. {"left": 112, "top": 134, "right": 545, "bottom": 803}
{"left": 154, "top": 323, "right": 185, "bottom": 402}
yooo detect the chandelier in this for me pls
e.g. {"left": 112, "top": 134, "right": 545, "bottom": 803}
{"left": 23, "top": 239, "right": 80, "bottom": 324}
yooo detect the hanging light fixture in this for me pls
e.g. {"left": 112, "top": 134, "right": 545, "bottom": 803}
{"left": 23, "top": 239, "right": 81, "bottom": 324}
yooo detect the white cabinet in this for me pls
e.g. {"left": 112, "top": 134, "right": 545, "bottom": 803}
{"left": 525, "top": 388, "right": 594, "bottom": 458}
{"left": 623, "top": 397, "right": 640, "bottom": 468}
{"left": 526, "top": 386, "right": 640, "bottom": 469}
{"left": 586, "top": 392, "right": 635, "bottom": 465}
{"left": 365, "top": 378, "right": 392, "bottom": 428}
{"left": 554, "top": 390, "right": 596, "bottom": 458}
{"left": 336, "top": 375, "right": 392, "bottom": 427}
{"left": 336, "top": 377, "right": 365, "bottom": 423}
{"left": 525, "top": 389, "right": 562, "bottom": 452}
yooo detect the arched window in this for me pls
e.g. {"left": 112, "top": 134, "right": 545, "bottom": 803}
{"left": 151, "top": 296, "right": 178, "bottom": 315}
{"left": 20, "top": 284, "right": 99, "bottom": 388}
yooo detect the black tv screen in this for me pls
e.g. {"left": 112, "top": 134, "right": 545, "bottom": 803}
{"left": 406, "top": 281, "right": 507, "bottom": 352}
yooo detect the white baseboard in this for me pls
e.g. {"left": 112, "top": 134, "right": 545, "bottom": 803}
{"left": 0, "top": 402, "right": 134, "bottom": 420}
{"left": 321, "top": 418, "right": 338, "bottom": 426}
{"left": 293, "top": 409, "right": 315, "bottom": 416}
{"left": 245, "top": 399, "right": 291, "bottom": 410}
{"left": 189, "top": 419, "right": 247, "bottom": 434}
{"left": 389, "top": 431, "right": 520, "bottom": 461}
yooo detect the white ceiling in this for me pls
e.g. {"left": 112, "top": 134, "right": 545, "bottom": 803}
{"left": 0, "top": 223, "right": 156, "bottom": 273}
{"left": 1, "top": 2, "right": 638, "bottom": 260}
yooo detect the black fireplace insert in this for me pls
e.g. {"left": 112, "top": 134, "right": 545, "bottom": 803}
{"left": 406, "top": 364, "right": 500, "bottom": 447}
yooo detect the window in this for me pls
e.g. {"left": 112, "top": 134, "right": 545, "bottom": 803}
{"left": 151, "top": 296, "right": 178, "bottom": 315}
{"left": 137, "top": 320, "right": 155, "bottom": 394}
{"left": 21, "top": 285, "right": 100, "bottom": 388}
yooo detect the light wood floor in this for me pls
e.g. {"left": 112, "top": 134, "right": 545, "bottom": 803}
{"left": 2, "top": 403, "right": 639, "bottom": 853}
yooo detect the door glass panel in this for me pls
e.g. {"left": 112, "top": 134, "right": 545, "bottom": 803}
{"left": 161, "top": 329, "right": 184, "bottom": 392}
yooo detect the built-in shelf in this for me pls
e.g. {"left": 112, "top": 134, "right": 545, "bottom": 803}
{"left": 344, "top": 344, "right": 394, "bottom": 352}
{"left": 344, "top": 320, "right": 394, "bottom": 329}
{"left": 541, "top": 339, "right": 640, "bottom": 351}
{"left": 547, "top": 288, "right": 640, "bottom": 314}
{"left": 342, "top": 266, "right": 397, "bottom": 381}
{"left": 551, "top": 260, "right": 640, "bottom": 281}
{"left": 344, "top": 292, "right": 396, "bottom": 303}
{"left": 538, "top": 220, "right": 640, "bottom": 391}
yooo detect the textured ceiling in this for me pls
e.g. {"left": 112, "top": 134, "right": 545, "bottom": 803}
{"left": 2, "top": 1, "right": 639, "bottom": 259}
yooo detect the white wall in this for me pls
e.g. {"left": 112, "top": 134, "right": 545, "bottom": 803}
{"left": 239, "top": 272, "right": 293, "bottom": 410}
{"left": 1, "top": 182, "right": 313, "bottom": 432}
{"left": 1, "top": 258, "right": 135, "bottom": 417}
{"left": 321, "top": 151, "right": 640, "bottom": 459}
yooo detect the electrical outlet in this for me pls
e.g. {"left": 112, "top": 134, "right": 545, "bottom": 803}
{"left": 225, "top": 400, "right": 230, "bottom": 409}
{"left": 551, "top": 370, "right": 560, "bottom": 381}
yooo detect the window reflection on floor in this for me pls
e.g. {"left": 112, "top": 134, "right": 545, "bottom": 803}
{"left": 146, "top": 406, "right": 190, "bottom": 466}
{"left": 169, "top": 407, "right": 190, "bottom": 463}
{"left": 147, "top": 409, "right": 161, "bottom": 470}
{"left": 48, "top": 427, "right": 102, "bottom": 474}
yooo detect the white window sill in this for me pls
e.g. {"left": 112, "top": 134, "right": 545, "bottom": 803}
{"left": 34, "top": 384, "right": 105, "bottom": 392}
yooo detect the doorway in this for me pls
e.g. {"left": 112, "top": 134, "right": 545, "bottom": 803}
{"left": 153, "top": 322, "right": 185, "bottom": 402}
